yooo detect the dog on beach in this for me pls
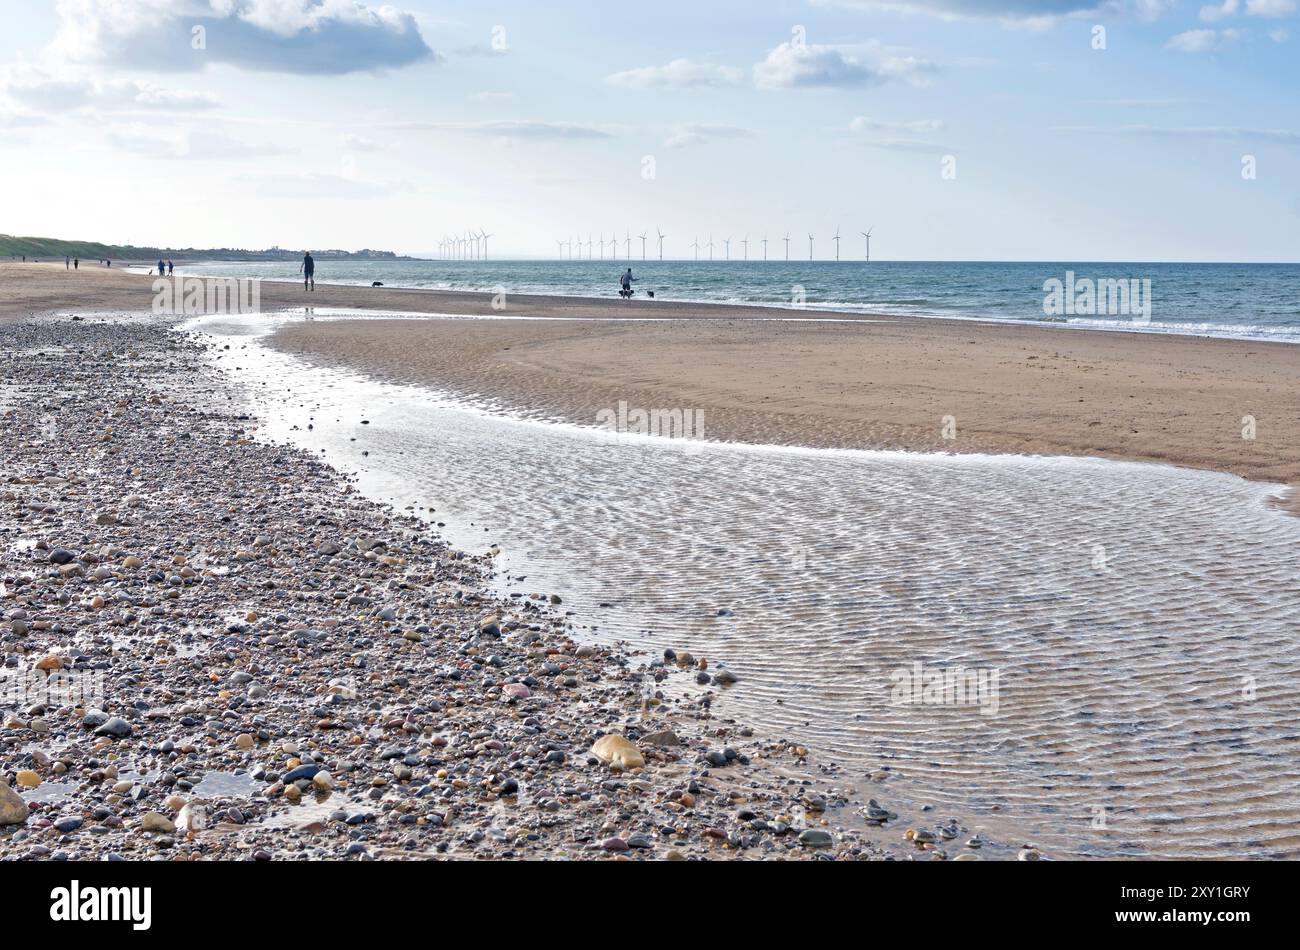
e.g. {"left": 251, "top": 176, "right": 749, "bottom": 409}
{"left": 372, "top": 281, "right": 384, "bottom": 287}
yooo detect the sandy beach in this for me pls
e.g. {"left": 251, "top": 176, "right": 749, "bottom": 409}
{"left": 2, "top": 263, "right": 1299, "bottom": 861}
{"left": 4, "top": 262, "right": 1290, "bottom": 509}
{"left": 1, "top": 308, "right": 906, "bottom": 861}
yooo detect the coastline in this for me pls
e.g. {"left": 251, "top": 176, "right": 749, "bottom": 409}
{"left": 0, "top": 312, "right": 913, "bottom": 860}
{"left": 4, "top": 261, "right": 1295, "bottom": 513}
{"left": 3, "top": 263, "right": 1297, "bottom": 859}
{"left": 269, "top": 312, "right": 1300, "bottom": 518}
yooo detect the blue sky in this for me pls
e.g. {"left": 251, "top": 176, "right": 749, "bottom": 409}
{"left": 0, "top": 0, "right": 1297, "bottom": 260}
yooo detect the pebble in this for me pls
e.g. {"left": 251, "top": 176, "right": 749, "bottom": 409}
{"left": 798, "top": 829, "right": 834, "bottom": 849}
{"left": 93, "top": 718, "right": 133, "bottom": 738}
{"left": 0, "top": 318, "right": 895, "bottom": 865}
{"left": 591, "top": 735, "right": 646, "bottom": 770}
{"left": 0, "top": 785, "right": 29, "bottom": 825}
{"left": 140, "top": 812, "right": 175, "bottom": 833}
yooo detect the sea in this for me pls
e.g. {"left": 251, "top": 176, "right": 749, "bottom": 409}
{"left": 173, "top": 259, "right": 1300, "bottom": 343}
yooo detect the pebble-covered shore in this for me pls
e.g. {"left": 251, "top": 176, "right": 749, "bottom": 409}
{"left": 0, "top": 315, "right": 945, "bottom": 861}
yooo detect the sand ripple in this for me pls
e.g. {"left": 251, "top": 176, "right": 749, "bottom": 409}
{"left": 190, "top": 311, "right": 1300, "bottom": 859}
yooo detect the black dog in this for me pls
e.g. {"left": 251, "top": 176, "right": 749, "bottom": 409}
{"left": 372, "top": 281, "right": 384, "bottom": 287}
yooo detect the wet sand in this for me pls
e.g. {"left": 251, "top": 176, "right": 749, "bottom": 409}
{"left": 1, "top": 313, "right": 899, "bottom": 861}
{"left": 4, "top": 260, "right": 1296, "bottom": 511}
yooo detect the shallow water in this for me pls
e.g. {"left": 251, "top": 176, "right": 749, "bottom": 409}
{"left": 180, "top": 309, "right": 1300, "bottom": 859}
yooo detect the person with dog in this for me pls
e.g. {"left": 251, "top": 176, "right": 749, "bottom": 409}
{"left": 619, "top": 267, "right": 636, "bottom": 298}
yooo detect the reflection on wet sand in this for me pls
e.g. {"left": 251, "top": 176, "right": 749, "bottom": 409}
{"left": 186, "top": 310, "right": 1300, "bottom": 859}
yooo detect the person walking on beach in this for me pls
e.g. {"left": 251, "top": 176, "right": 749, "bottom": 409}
{"left": 73, "top": 258, "right": 79, "bottom": 270}
{"left": 301, "top": 251, "right": 315, "bottom": 291}
{"left": 167, "top": 260, "right": 174, "bottom": 276}
{"left": 157, "top": 259, "right": 165, "bottom": 277}
{"left": 65, "top": 256, "right": 70, "bottom": 270}
{"left": 620, "top": 267, "right": 636, "bottom": 299}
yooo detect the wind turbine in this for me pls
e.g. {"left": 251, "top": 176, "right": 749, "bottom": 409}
{"left": 480, "top": 228, "right": 492, "bottom": 260}
{"left": 639, "top": 232, "right": 648, "bottom": 260}
{"left": 783, "top": 233, "right": 790, "bottom": 261}
{"left": 861, "top": 227, "right": 873, "bottom": 262}
{"left": 761, "top": 235, "right": 768, "bottom": 261}
{"left": 808, "top": 232, "right": 815, "bottom": 261}
{"left": 832, "top": 226, "right": 841, "bottom": 262}
{"left": 557, "top": 239, "right": 565, "bottom": 260}
{"left": 707, "top": 235, "right": 715, "bottom": 261}
{"left": 723, "top": 236, "right": 731, "bottom": 261}
{"left": 588, "top": 233, "right": 594, "bottom": 259}
{"left": 598, "top": 232, "right": 605, "bottom": 261}
{"left": 610, "top": 232, "right": 619, "bottom": 259}
{"left": 625, "top": 230, "right": 632, "bottom": 259}
{"left": 657, "top": 228, "right": 666, "bottom": 260}
{"left": 691, "top": 236, "right": 699, "bottom": 261}
{"left": 741, "top": 235, "right": 749, "bottom": 261}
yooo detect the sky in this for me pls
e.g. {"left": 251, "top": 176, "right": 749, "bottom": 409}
{"left": 0, "top": 0, "right": 1297, "bottom": 261}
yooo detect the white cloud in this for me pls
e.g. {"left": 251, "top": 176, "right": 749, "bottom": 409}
{"left": 109, "top": 124, "right": 292, "bottom": 159}
{"left": 0, "top": 111, "right": 51, "bottom": 131}
{"left": 1270, "top": 27, "right": 1289, "bottom": 40}
{"left": 810, "top": 1, "right": 1174, "bottom": 25}
{"left": 1199, "top": 0, "right": 1239, "bottom": 20}
{"left": 1245, "top": 0, "right": 1297, "bottom": 15}
{"left": 0, "top": 64, "right": 218, "bottom": 113}
{"left": 849, "top": 116, "right": 945, "bottom": 133}
{"left": 607, "top": 58, "right": 744, "bottom": 89}
{"left": 1165, "top": 28, "right": 1242, "bottom": 52}
{"left": 340, "top": 133, "right": 386, "bottom": 152}
{"left": 848, "top": 116, "right": 948, "bottom": 152}
{"left": 49, "top": 0, "right": 433, "bottom": 75}
{"left": 664, "top": 123, "right": 752, "bottom": 148}
{"left": 1199, "top": 0, "right": 1295, "bottom": 17}
{"left": 753, "top": 41, "right": 935, "bottom": 89}
{"left": 1054, "top": 124, "right": 1300, "bottom": 144}
{"left": 382, "top": 119, "right": 613, "bottom": 140}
